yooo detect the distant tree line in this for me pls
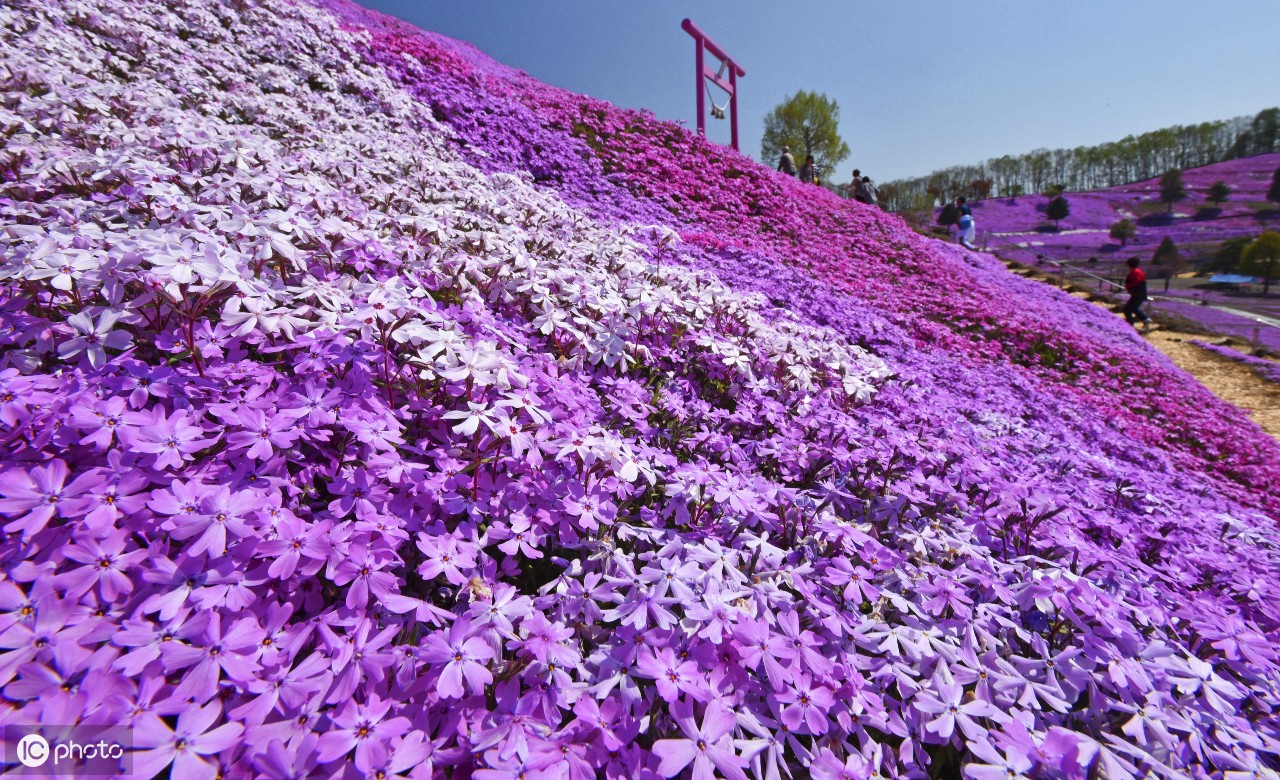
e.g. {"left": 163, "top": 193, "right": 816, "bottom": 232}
{"left": 878, "top": 107, "right": 1280, "bottom": 212}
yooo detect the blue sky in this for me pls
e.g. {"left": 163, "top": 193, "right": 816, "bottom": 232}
{"left": 360, "top": 1, "right": 1280, "bottom": 183}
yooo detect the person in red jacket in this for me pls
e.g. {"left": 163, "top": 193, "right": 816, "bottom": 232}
{"left": 1123, "top": 257, "right": 1151, "bottom": 331}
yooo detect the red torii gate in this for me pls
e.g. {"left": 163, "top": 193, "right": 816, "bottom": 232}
{"left": 681, "top": 18, "right": 745, "bottom": 151}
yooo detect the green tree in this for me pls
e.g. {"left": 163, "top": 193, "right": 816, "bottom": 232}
{"left": 1046, "top": 196, "right": 1070, "bottom": 228}
{"left": 1109, "top": 218, "right": 1136, "bottom": 246}
{"left": 969, "top": 179, "right": 993, "bottom": 200}
{"left": 1252, "top": 108, "right": 1280, "bottom": 154}
{"left": 1159, "top": 169, "right": 1186, "bottom": 213}
{"left": 1152, "top": 236, "right": 1180, "bottom": 266}
{"left": 876, "top": 182, "right": 902, "bottom": 212}
{"left": 937, "top": 202, "right": 958, "bottom": 227}
{"left": 1232, "top": 131, "right": 1253, "bottom": 159}
{"left": 1043, "top": 183, "right": 1066, "bottom": 198}
{"left": 1208, "top": 236, "right": 1250, "bottom": 273}
{"left": 1241, "top": 231, "right": 1280, "bottom": 294}
{"left": 1206, "top": 181, "right": 1230, "bottom": 208}
{"left": 1151, "top": 236, "right": 1184, "bottom": 291}
{"left": 1006, "top": 183, "right": 1025, "bottom": 204}
{"left": 761, "top": 91, "right": 850, "bottom": 179}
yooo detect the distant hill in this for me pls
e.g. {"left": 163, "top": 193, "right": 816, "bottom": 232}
{"left": 880, "top": 108, "right": 1279, "bottom": 211}
{"left": 965, "top": 153, "right": 1280, "bottom": 269}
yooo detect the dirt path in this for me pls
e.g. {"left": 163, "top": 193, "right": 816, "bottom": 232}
{"left": 998, "top": 257, "right": 1280, "bottom": 441}
{"left": 1143, "top": 331, "right": 1280, "bottom": 440}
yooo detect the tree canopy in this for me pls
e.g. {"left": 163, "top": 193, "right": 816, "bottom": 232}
{"left": 1110, "top": 219, "right": 1136, "bottom": 246}
{"left": 1152, "top": 236, "right": 1181, "bottom": 267}
{"left": 1206, "top": 181, "right": 1231, "bottom": 207}
{"left": 1046, "top": 196, "right": 1070, "bottom": 228}
{"left": 761, "top": 90, "right": 850, "bottom": 179}
{"left": 1241, "top": 231, "right": 1280, "bottom": 294}
{"left": 876, "top": 107, "right": 1277, "bottom": 211}
{"left": 1209, "top": 236, "right": 1251, "bottom": 273}
{"left": 1244, "top": 108, "right": 1280, "bottom": 157}
{"left": 1159, "top": 169, "right": 1187, "bottom": 213}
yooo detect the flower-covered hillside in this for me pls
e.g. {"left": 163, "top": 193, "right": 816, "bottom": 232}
{"left": 1, "top": 1, "right": 1278, "bottom": 780}
{"left": 947, "top": 153, "right": 1280, "bottom": 280}
{"left": 320, "top": 0, "right": 1280, "bottom": 510}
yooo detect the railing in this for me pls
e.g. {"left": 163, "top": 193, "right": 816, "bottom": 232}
{"left": 981, "top": 231, "right": 1279, "bottom": 349}
{"left": 980, "top": 232, "right": 1126, "bottom": 293}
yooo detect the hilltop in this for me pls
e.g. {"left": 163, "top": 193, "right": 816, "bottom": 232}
{"left": 1, "top": 1, "right": 1278, "bottom": 778}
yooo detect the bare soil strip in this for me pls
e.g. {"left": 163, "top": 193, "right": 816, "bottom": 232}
{"left": 1143, "top": 331, "right": 1280, "bottom": 441}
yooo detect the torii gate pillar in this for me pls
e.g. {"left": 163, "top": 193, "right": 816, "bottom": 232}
{"left": 681, "top": 18, "right": 746, "bottom": 151}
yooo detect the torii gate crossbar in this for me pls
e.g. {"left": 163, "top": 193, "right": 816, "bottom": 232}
{"left": 681, "top": 18, "right": 745, "bottom": 151}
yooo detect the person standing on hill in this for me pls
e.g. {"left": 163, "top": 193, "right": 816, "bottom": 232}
{"left": 861, "top": 176, "right": 879, "bottom": 206}
{"left": 956, "top": 197, "right": 977, "bottom": 250}
{"left": 799, "top": 154, "right": 818, "bottom": 185}
{"left": 850, "top": 169, "right": 867, "bottom": 201}
{"left": 777, "top": 146, "right": 797, "bottom": 177}
{"left": 1123, "top": 256, "right": 1152, "bottom": 332}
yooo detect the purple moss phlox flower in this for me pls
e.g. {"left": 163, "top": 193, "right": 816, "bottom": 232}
{"left": 226, "top": 407, "right": 302, "bottom": 460}
{"left": 914, "top": 668, "right": 1005, "bottom": 741}
{"left": 314, "top": 693, "right": 412, "bottom": 771}
{"left": 420, "top": 616, "right": 494, "bottom": 699}
{"left": 0, "top": 459, "right": 99, "bottom": 537}
{"left": 133, "top": 701, "right": 245, "bottom": 780}
{"left": 126, "top": 408, "right": 212, "bottom": 470}
{"left": 652, "top": 699, "right": 749, "bottom": 780}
